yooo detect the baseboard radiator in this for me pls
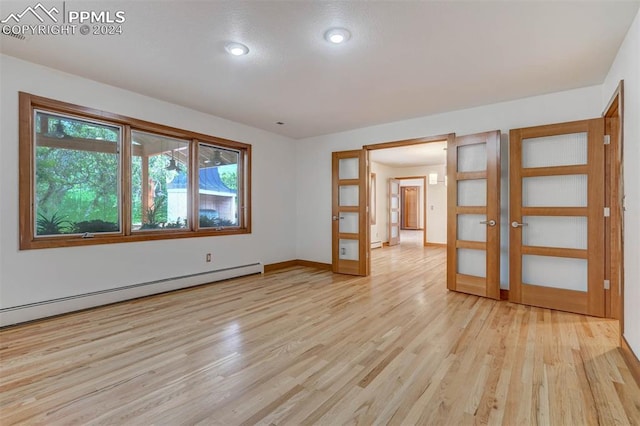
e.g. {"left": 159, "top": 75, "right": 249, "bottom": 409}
{"left": 371, "top": 240, "right": 383, "bottom": 249}
{"left": 0, "top": 263, "right": 263, "bottom": 327}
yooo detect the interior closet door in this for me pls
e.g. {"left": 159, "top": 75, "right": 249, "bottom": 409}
{"left": 332, "top": 150, "right": 370, "bottom": 276}
{"left": 509, "top": 119, "right": 605, "bottom": 316}
{"left": 447, "top": 131, "right": 501, "bottom": 299}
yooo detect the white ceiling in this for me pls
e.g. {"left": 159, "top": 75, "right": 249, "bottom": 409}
{"left": 1, "top": 1, "right": 638, "bottom": 139}
{"left": 370, "top": 142, "right": 447, "bottom": 167}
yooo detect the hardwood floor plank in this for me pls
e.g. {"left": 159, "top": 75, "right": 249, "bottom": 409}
{"left": 1, "top": 234, "right": 639, "bottom": 424}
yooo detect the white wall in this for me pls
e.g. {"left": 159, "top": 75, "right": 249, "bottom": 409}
{"left": 296, "top": 85, "right": 603, "bottom": 266}
{"left": 0, "top": 55, "right": 297, "bottom": 312}
{"left": 602, "top": 9, "right": 640, "bottom": 359}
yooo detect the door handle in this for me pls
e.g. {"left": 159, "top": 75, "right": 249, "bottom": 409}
{"left": 511, "top": 221, "right": 528, "bottom": 228}
{"left": 480, "top": 220, "right": 496, "bottom": 226}
{"left": 332, "top": 216, "right": 344, "bottom": 221}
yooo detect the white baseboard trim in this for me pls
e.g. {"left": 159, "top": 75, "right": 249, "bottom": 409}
{"left": 0, "top": 263, "right": 263, "bottom": 327}
{"left": 371, "top": 241, "right": 383, "bottom": 249}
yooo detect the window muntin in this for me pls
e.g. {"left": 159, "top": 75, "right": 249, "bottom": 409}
{"left": 198, "top": 144, "right": 241, "bottom": 229}
{"left": 20, "top": 93, "right": 252, "bottom": 249}
{"left": 131, "top": 131, "right": 190, "bottom": 231}
{"left": 34, "top": 110, "right": 122, "bottom": 237}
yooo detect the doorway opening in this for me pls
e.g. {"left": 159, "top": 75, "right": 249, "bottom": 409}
{"left": 365, "top": 135, "right": 452, "bottom": 274}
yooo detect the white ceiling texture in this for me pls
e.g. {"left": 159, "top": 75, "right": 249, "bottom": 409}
{"left": 1, "top": 1, "right": 638, "bottom": 140}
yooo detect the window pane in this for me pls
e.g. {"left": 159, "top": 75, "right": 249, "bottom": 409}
{"left": 457, "top": 214, "right": 487, "bottom": 242}
{"left": 198, "top": 144, "right": 240, "bottom": 228}
{"left": 131, "top": 131, "right": 190, "bottom": 231}
{"left": 522, "top": 255, "right": 587, "bottom": 292}
{"left": 339, "top": 239, "right": 359, "bottom": 260}
{"left": 522, "top": 174, "right": 587, "bottom": 207}
{"left": 34, "top": 111, "right": 121, "bottom": 236}
{"left": 457, "top": 248, "right": 486, "bottom": 278}
{"left": 457, "top": 179, "right": 486, "bottom": 206}
{"left": 457, "top": 143, "right": 486, "bottom": 172}
{"left": 522, "top": 216, "right": 587, "bottom": 250}
{"left": 522, "top": 132, "right": 587, "bottom": 168}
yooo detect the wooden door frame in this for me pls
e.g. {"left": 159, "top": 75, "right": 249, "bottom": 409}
{"left": 603, "top": 81, "right": 624, "bottom": 327}
{"left": 363, "top": 134, "right": 455, "bottom": 252}
{"left": 397, "top": 178, "right": 427, "bottom": 239}
{"left": 603, "top": 81, "right": 639, "bottom": 388}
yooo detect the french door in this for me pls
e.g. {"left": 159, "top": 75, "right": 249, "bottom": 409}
{"left": 509, "top": 119, "right": 605, "bottom": 316}
{"left": 331, "top": 150, "right": 370, "bottom": 276}
{"left": 447, "top": 131, "right": 501, "bottom": 299}
{"left": 388, "top": 179, "right": 401, "bottom": 246}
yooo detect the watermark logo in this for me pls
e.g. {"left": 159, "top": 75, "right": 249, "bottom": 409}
{"left": 1, "top": 3, "right": 59, "bottom": 23}
{"left": 1, "top": 2, "right": 126, "bottom": 37}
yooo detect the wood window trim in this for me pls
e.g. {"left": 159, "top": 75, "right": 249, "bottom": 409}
{"left": 19, "top": 92, "right": 252, "bottom": 250}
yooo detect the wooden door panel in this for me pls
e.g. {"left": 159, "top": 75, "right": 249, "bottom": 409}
{"left": 509, "top": 118, "right": 604, "bottom": 316}
{"left": 402, "top": 186, "right": 419, "bottom": 229}
{"left": 388, "top": 179, "right": 400, "bottom": 246}
{"left": 332, "top": 150, "right": 370, "bottom": 276}
{"left": 447, "top": 131, "right": 500, "bottom": 300}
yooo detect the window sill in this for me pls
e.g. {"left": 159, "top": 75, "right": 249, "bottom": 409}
{"left": 20, "top": 228, "right": 251, "bottom": 250}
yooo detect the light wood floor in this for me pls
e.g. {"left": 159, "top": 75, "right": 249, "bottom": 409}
{"left": 1, "top": 240, "right": 639, "bottom": 425}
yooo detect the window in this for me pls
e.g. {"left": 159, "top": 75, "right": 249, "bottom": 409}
{"left": 34, "top": 111, "right": 122, "bottom": 236}
{"left": 19, "top": 93, "right": 251, "bottom": 249}
{"left": 131, "top": 131, "right": 190, "bottom": 231}
{"left": 197, "top": 144, "right": 241, "bottom": 229}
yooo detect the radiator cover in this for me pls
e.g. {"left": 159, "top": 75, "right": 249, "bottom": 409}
{"left": 0, "top": 263, "right": 264, "bottom": 327}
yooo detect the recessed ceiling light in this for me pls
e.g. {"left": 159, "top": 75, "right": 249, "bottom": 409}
{"left": 324, "top": 28, "right": 351, "bottom": 44}
{"left": 225, "top": 42, "right": 249, "bottom": 56}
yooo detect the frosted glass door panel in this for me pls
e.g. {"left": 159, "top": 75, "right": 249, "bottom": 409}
{"left": 391, "top": 181, "right": 400, "bottom": 193}
{"left": 522, "top": 216, "right": 587, "bottom": 249}
{"left": 339, "top": 185, "right": 359, "bottom": 206}
{"left": 458, "top": 179, "right": 487, "bottom": 206}
{"left": 391, "top": 211, "right": 399, "bottom": 223}
{"left": 457, "top": 248, "right": 486, "bottom": 278}
{"left": 339, "top": 158, "right": 359, "bottom": 179}
{"left": 391, "top": 226, "right": 398, "bottom": 238}
{"left": 458, "top": 143, "right": 487, "bottom": 172}
{"left": 391, "top": 197, "right": 399, "bottom": 209}
{"left": 457, "top": 214, "right": 486, "bottom": 242}
{"left": 522, "top": 255, "right": 587, "bottom": 291}
{"left": 522, "top": 175, "right": 587, "bottom": 207}
{"left": 522, "top": 133, "right": 587, "bottom": 168}
{"left": 339, "top": 212, "right": 359, "bottom": 233}
{"left": 339, "top": 239, "right": 359, "bottom": 261}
